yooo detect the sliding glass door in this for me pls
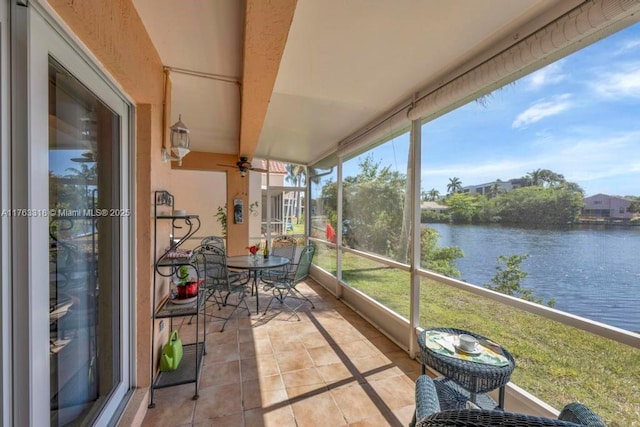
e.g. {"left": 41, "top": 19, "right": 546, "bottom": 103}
{"left": 23, "top": 7, "right": 132, "bottom": 426}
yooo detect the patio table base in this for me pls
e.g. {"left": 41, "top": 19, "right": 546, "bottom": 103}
{"left": 433, "top": 377, "right": 500, "bottom": 411}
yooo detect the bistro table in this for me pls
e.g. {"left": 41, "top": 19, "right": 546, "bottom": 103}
{"left": 418, "top": 327, "right": 515, "bottom": 410}
{"left": 226, "top": 255, "right": 290, "bottom": 315}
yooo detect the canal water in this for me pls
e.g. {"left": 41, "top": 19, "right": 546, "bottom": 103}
{"left": 426, "top": 223, "right": 640, "bottom": 332}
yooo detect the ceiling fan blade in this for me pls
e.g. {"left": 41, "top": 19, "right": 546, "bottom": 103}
{"left": 216, "top": 163, "right": 236, "bottom": 168}
{"left": 249, "top": 167, "right": 268, "bottom": 173}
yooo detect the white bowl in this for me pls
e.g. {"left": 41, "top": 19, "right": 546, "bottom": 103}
{"left": 173, "top": 209, "right": 186, "bottom": 216}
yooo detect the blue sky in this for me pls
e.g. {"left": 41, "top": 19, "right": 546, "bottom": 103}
{"left": 346, "top": 22, "right": 640, "bottom": 198}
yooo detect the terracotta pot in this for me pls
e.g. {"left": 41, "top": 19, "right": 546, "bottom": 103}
{"left": 176, "top": 281, "right": 198, "bottom": 299}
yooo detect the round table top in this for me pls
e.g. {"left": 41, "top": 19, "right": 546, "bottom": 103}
{"left": 226, "top": 255, "right": 290, "bottom": 270}
{"left": 418, "top": 327, "right": 515, "bottom": 394}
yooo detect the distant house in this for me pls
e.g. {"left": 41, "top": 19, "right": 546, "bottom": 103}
{"left": 461, "top": 178, "right": 528, "bottom": 196}
{"left": 421, "top": 201, "right": 449, "bottom": 213}
{"left": 582, "top": 194, "right": 634, "bottom": 219}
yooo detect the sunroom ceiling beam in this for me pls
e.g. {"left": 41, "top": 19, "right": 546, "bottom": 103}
{"left": 239, "top": 0, "right": 297, "bottom": 160}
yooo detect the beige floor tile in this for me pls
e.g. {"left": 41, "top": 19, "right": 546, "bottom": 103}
{"left": 367, "top": 375, "right": 415, "bottom": 410}
{"left": 206, "top": 327, "right": 239, "bottom": 346}
{"left": 142, "top": 403, "right": 195, "bottom": 427}
{"left": 208, "top": 411, "right": 245, "bottom": 427}
{"left": 242, "top": 353, "right": 280, "bottom": 382}
{"left": 393, "top": 404, "right": 417, "bottom": 426}
{"left": 258, "top": 373, "right": 286, "bottom": 391}
{"left": 274, "top": 349, "right": 314, "bottom": 373}
{"left": 144, "top": 385, "right": 196, "bottom": 427}
{"left": 367, "top": 334, "right": 400, "bottom": 354}
{"left": 317, "top": 362, "right": 357, "bottom": 387}
{"left": 244, "top": 406, "right": 297, "bottom": 427}
{"left": 337, "top": 340, "right": 377, "bottom": 360}
{"left": 350, "top": 355, "right": 394, "bottom": 377}
{"left": 330, "top": 383, "right": 386, "bottom": 423}
{"left": 206, "top": 342, "right": 240, "bottom": 363}
{"left": 285, "top": 383, "right": 329, "bottom": 400}
{"left": 238, "top": 340, "right": 257, "bottom": 359}
{"left": 200, "top": 360, "right": 240, "bottom": 388}
{"left": 142, "top": 278, "right": 418, "bottom": 427}
{"left": 289, "top": 389, "right": 347, "bottom": 427}
{"left": 307, "top": 345, "right": 342, "bottom": 367}
{"left": 243, "top": 382, "right": 289, "bottom": 410}
{"left": 299, "top": 331, "right": 329, "bottom": 348}
{"left": 347, "top": 413, "right": 398, "bottom": 426}
{"left": 281, "top": 367, "right": 324, "bottom": 388}
{"left": 193, "top": 382, "right": 243, "bottom": 420}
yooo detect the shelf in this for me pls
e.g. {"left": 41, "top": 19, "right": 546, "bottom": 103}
{"left": 156, "top": 214, "right": 200, "bottom": 220}
{"left": 154, "top": 292, "right": 205, "bottom": 319}
{"left": 153, "top": 342, "right": 205, "bottom": 390}
{"left": 156, "top": 254, "right": 195, "bottom": 267}
{"left": 150, "top": 190, "right": 204, "bottom": 409}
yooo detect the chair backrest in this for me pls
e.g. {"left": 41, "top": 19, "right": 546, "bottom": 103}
{"left": 291, "top": 244, "right": 315, "bottom": 285}
{"left": 271, "top": 235, "right": 297, "bottom": 263}
{"left": 193, "top": 244, "right": 229, "bottom": 290}
{"left": 201, "top": 236, "right": 225, "bottom": 251}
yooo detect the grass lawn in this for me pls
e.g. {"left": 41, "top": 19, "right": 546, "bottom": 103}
{"left": 315, "top": 248, "right": 639, "bottom": 427}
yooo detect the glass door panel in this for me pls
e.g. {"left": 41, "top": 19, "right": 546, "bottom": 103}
{"left": 48, "top": 57, "right": 121, "bottom": 426}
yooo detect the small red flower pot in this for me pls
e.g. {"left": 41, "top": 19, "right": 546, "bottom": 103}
{"left": 176, "top": 281, "right": 198, "bottom": 299}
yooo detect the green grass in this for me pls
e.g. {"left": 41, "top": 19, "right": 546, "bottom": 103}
{"left": 314, "top": 248, "right": 640, "bottom": 427}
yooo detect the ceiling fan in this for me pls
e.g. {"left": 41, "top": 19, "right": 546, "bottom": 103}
{"left": 217, "top": 156, "right": 267, "bottom": 177}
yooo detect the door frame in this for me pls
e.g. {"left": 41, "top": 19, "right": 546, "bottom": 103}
{"left": 11, "top": 2, "right": 135, "bottom": 425}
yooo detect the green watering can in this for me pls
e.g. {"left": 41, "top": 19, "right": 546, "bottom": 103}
{"left": 159, "top": 330, "right": 183, "bottom": 371}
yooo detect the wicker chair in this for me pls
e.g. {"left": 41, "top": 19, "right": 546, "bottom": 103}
{"left": 411, "top": 375, "right": 607, "bottom": 427}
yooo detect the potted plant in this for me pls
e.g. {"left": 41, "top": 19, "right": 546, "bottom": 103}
{"left": 175, "top": 265, "right": 198, "bottom": 299}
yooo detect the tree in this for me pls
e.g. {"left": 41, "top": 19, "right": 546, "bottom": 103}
{"left": 427, "top": 188, "right": 440, "bottom": 201}
{"left": 285, "top": 163, "right": 305, "bottom": 224}
{"left": 489, "top": 180, "right": 503, "bottom": 199}
{"left": 447, "top": 177, "right": 462, "bottom": 195}
{"left": 526, "top": 169, "right": 543, "bottom": 186}
{"left": 485, "top": 255, "right": 555, "bottom": 307}
{"left": 321, "top": 155, "right": 407, "bottom": 259}
{"left": 446, "top": 193, "right": 481, "bottom": 224}
{"left": 525, "top": 168, "right": 566, "bottom": 188}
{"left": 492, "top": 186, "right": 583, "bottom": 225}
{"left": 420, "top": 227, "right": 464, "bottom": 277}
{"left": 629, "top": 199, "right": 640, "bottom": 213}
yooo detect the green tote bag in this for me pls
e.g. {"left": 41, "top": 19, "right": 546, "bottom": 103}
{"left": 159, "top": 330, "right": 183, "bottom": 371}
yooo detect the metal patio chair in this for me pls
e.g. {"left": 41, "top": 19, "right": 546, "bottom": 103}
{"left": 260, "top": 235, "right": 297, "bottom": 285}
{"left": 193, "top": 244, "right": 250, "bottom": 331}
{"left": 263, "top": 244, "right": 315, "bottom": 320}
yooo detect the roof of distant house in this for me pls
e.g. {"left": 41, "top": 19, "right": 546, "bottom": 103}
{"left": 259, "top": 160, "right": 288, "bottom": 174}
{"left": 585, "top": 193, "right": 631, "bottom": 202}
{"left": 421, "top": 201, "right": 449, "bottom": 210}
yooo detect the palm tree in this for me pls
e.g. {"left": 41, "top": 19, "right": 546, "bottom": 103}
{"left": 447, "top": 177, "right": 462, "bottom": 195}
{"left": 285, "top": 163, "right": 305, "bottom": 224}
{"left": 526, "top": 169, "right": 543, "bottom": 186}
{"left": 489, "top": 180, "right": 503, "bottom": 198}
{"left": 428, "top": 188, "right": 440, "bottom": 201}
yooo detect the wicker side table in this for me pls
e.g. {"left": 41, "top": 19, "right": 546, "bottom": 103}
{"left": 418, "top": 327, "right": 515, "bottom": 409}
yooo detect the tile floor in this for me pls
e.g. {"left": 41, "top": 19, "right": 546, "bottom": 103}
{"left": 142, "top": 278, "right": 421, "bottom": 427}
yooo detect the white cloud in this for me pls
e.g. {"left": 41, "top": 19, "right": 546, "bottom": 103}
{"left": 524, "top": 62, "right": 566, "bottom": 90}
{"left": 423, "top": 130, "right": 640, "bottom": 196}
{"left": 512, "top": 94, "right": 573, "bottom": 129}
{"left": 592, "top": 64, "right": 640, "bottom": 98}
{"left": 613, "top": 39, "right": 640, "bottom": 56}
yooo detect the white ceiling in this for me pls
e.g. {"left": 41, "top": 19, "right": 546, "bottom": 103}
{"left": 132, "top": 0, "right": 583, "bottom": 165}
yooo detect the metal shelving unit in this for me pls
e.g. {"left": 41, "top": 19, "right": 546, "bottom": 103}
{"left": 149, "top": 190, "right": 205, "bottom": 408}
